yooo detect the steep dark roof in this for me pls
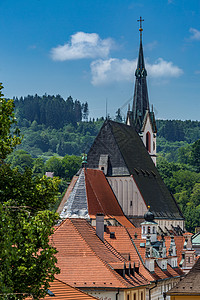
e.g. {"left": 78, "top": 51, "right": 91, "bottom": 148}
{"left": 167, "top": 257, "right": 200, "bottom": 295}
{"left": 87, "top": 120, "right": 184, "bottom": 220}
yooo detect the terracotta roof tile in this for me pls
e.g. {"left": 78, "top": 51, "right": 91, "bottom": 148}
{"left": 51, "top": 218, "right": 145, "bottom": 289}
{"left": 26, "top": 279, "right": 97, "bottom": 299}
{"left": 85, "top": 169, "right": 135, "bottom": 228}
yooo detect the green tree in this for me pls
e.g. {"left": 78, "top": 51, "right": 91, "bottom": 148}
{"left": 6, "top": 150, "right": 34, "bottom": 173}
{"left": 191, "top": 139, "right": 200, "bottom": 172}
{"left": 62, "top": 154, "right": 81, "bottom": 179}
{"left": 0, "top": 85, "right": 60, "bottom": 299}
{"left": 0, "top": 84, "right": 21, "bottom": 161}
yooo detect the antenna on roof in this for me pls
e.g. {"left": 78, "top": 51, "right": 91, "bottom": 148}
{"left": 106, "top": 98, "right": 108, "bottom": 119}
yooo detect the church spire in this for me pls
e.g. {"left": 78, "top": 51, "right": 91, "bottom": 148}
{"left": 132, "top": 17, "right": 150, "bottom": 133}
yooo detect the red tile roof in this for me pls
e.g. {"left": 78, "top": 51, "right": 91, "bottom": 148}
{"left": 51, "top": 218, "right": 147, "bottom": 289}
{"left": 26, "top": 279, "right": 98, "bottom": 299}
{"left": 85, "top": 169, "right": 135, "bottom": 227}
{"left": 104, "top": 226, "right": 154, "bottom": 282}
{"left": 126, "top": 228, "right": 184, "bottom": 280}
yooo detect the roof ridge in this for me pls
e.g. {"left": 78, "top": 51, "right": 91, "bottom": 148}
{"left": 125, "top": 228, "right": 155, "bottom": 282}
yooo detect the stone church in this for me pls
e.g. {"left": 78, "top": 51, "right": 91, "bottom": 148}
{"left": 59, "top": 22, "right": 184, "bottom": 232}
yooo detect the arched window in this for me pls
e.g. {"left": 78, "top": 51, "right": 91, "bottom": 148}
{"left": 146, "top": 131, "right": 151, "bottom": 152}
{"left": 148, "top": 226, "right": 151, "bottom": 234}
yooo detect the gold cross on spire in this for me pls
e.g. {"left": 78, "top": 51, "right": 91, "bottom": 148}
{"left": 137, "top": 16, "right": 144, "bottom": 41}
{"left": 137, "top": 16, "right": 144, "bottom": 30}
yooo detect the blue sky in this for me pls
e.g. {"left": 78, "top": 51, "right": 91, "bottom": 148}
{"left": 1, "top": 0, "right": 200, "bottom": 120}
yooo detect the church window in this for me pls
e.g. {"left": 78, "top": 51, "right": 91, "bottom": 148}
{"left": 146, "top": 132, "right": 151, "bottom": 152}
{"left": 148, "top": 226, "right": 151, "bottom": 234}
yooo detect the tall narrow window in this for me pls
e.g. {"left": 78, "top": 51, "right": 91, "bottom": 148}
{"left": 146, "top": 131, "right": 151, "bottom": 152}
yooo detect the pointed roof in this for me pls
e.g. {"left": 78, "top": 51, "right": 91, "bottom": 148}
{"left": 59, "top": 168, "right": 134, "bottom": 228}
{"left": 87, "top": 120, "right": 184, "bottom": 220}
{"left": 132, "top": 28, "right": 149, "bottom": 132}
{"left": 167, "top": 257, "right": 200, "bottom": 296}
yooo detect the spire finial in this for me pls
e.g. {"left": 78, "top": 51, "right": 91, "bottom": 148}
{"left": 137, "top": 16, "right": 144, "bottom": 40}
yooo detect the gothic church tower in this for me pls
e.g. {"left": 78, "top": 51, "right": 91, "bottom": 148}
{"left": 127, "top": 17, "right": 157, "bottom": 165}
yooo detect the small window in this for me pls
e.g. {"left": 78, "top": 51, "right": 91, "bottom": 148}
{"left": 141, "top": 291, "right": 143, "bottom": 300}
{"left": 148, "top": 226, "right": 151, "bottom": 234}
{"left": 146, "top": 132, "right": 151, "bottom": 152}
{"left": 101, "top": 167, "right": 104, "bottom": 171}
{"left": 153, "top": 226, "right": 155, "bottom": 234}
{"left": 130, "top": 201, "right": 133, "bottom": 206}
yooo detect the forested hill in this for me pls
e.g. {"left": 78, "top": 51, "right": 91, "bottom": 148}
{"left": 14, "top": 94, "right": 89, "bottom": 128}
{"left": 12, "top": 94, "right": 200, "bottom": 160}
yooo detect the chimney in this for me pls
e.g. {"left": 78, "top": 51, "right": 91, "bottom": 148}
{"left": 96, "top": 213, "right": 104, "bottom": 242}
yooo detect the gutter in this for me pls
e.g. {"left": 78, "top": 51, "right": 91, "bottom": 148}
{"left": 116, "top": 288, "right": 119, "bottom": 300}
{"left": 148, "top": 281, "right": 157, "bottom": 300}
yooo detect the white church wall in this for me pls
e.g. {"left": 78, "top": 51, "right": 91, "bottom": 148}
{"left": 108, "top": 176, "right": 147, "bottom": 217}
{"left": 141, "top": 114, "right": 157, "bottom": 165}
{"left": 155, "top": 219, "right": 185, "bottom": 231}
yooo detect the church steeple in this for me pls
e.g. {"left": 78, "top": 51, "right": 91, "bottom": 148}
{"left": 132, "top": 17, "right": 150, "bottom": 133}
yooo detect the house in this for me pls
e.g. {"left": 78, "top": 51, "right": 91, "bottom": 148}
{"left": 166, "top": 257, "right": 200, "bottom": 299}
{"left": 51, "top": 217, "right": 148, "bottom": 300}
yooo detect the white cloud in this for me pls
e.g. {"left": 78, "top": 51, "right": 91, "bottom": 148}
{"left": 189, "top": 28, "right": 200, "bottom": 41}
{"left": 146, "top": 58, "right": 183, "bottom": 78}
{"left": 51, "top": 32, "right": 114, "bottom": 61}
{"left": 90, "top": 58, "right": 137, "bottom": 85}
{"left": 91, "top": 58, "right": 183, "bottom": 86}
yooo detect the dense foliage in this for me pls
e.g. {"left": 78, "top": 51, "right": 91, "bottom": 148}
{"left": 0, "top": 87, "right": 60, "bottom": 299}
{"left": 14, "top": 94, "right": 89, "bottom": 128}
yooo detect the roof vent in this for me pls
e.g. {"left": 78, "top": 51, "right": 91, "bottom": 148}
{"left": 47, "top": 289, "right": 55, "bottom": 297}
{"left": 110, "top": 232, "right": 115, "bottom": 239}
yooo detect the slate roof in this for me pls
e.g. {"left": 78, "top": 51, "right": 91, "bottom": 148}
{"left": 87, "top": 120, "right": 184, "bottom": 220}
{"left": 167, "top": 257, "right": 200, "bottom": 295}
{"left": 51, "top": 218, "right": 148, "bottom": 289}
{"left": 59, "top": 168, "right": 134, "bottom": 228}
